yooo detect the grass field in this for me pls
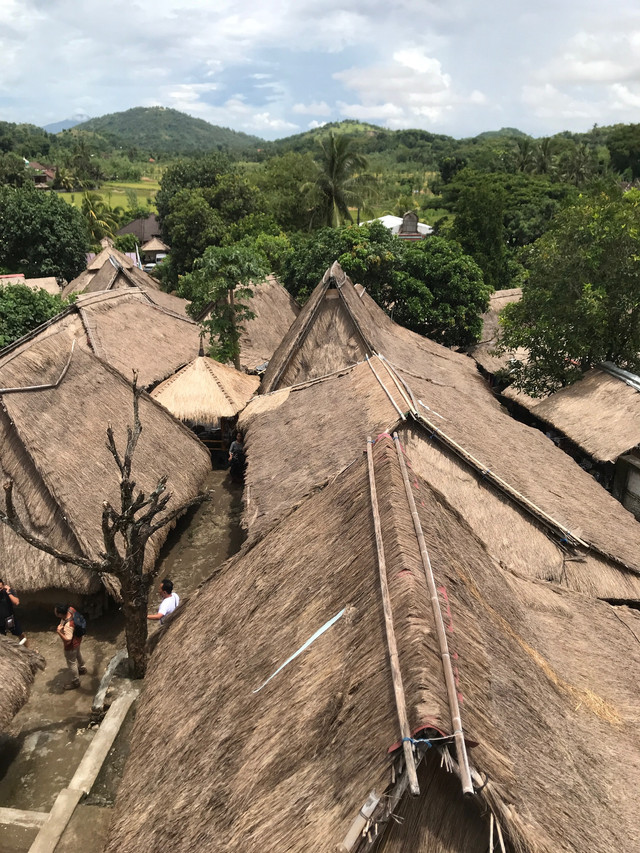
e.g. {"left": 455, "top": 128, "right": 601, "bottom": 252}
{"left": 58, "top": 180, "right": 159, "bottom": 212}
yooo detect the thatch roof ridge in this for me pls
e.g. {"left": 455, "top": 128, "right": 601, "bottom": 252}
{"left": 87, "top": 246, "right": 134, "bottom": 271}
{"left": 241, "top": 352, "right": 640, "bottom": 595}
{"left": 0, "top": 637, "right": 45, "bottom": 732}
{"left": 105, "top": 435, "right": 640, "bottom": 853}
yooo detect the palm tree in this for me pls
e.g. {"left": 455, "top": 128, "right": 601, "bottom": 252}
{"left": 535, "top": 137, "right": 554, "bottom": 175}
{"left": 307, "top": 133, "right": 376, "bottom": 228}
{"left": 81, "top": 191, "right": 119, "bottom": 241}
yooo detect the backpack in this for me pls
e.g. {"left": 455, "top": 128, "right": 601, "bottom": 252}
{"left": 72, "top": 610, "right": 87, "bottom": 638}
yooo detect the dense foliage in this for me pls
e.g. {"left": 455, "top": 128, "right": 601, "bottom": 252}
{"left": 0, "top": 187, "right": 88, "bottom": 281}
{"left": 0, "top": 284, "right": 68, "bottom": 348}
{"left": 498, "top": 188, "right": 640, "bottom": 395}
{"left": 179, "top": 242, "right": 270, "bottom": 367}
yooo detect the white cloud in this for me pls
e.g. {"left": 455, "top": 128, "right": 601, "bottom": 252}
{"left": 292, "top": 101, "right": 331, "bottom": 116}
{"left": 334, "top": 47, "right": 485, "bottom": 127}
{"left": 308, "top": 120, "right": 327, "bottom": 129}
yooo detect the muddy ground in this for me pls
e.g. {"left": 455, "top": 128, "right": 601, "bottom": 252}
{"left": 0, "top": 469, "right": 243, "bottom": 852}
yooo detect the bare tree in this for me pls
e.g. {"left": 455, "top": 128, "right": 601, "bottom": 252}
{"left": 0, "top": 375, "right": 208, "bottom": 678}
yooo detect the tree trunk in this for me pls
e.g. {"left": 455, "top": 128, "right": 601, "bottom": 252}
{"left": 120, "top": 569, "right": 150, "bottom": 679}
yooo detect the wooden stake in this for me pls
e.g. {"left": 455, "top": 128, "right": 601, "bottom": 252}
{"left": 366, "top": 437, "right": 419, "bottom": 796}
{"left": 393, "top": 432, "right": 474, "bottom": 796}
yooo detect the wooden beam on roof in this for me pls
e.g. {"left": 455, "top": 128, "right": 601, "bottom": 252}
{"left": 366, "top": 436, "right": 420, "bottom": 797}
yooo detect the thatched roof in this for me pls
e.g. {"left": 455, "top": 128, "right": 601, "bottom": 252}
{"left": 0, "top": 275, "right": 60, "bottom": 295}
{"left": 105, "top": 435, "right": 640, "bottom": 853}
{"left": 240, "top": 264, "right": 640, "bottom": 600}
{"left": 0, "top": 637, "right": 45, "bottom": 732}
{"left": 0, "top": 331, "right": 211, "bottom": 596}
{"left": 0, "top": 288, "right": 201, "bottom": 390}
{"left": 63, "top": 250, "right": 161, "bottom": 298}
{"left": 151, "top": 356, "right": 260, "bottom": 425}
{"left": 196, "top": 275, "right": 299, "bottom": 373}
{"left": 141, "top": 237, "right": 170, "bottom": 252}
{"left": 467, "top": 287, "right": 523, "bottom": 375}
{"left": 503, "top": 366, "right": 640, "bottom": 464}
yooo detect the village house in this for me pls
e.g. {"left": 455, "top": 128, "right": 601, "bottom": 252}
{"left": 362, "top": 211, "right": 433, "bottom": 240}
{"left": 62, "top": 246, "right": 163, "bottom": 298}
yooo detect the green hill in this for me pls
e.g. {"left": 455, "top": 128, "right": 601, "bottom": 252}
{"left": 72, "top": 106, "right": 264, "bottom": 155}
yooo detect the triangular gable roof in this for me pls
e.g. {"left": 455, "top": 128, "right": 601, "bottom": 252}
{"left": 504, "top": 366, "right": 640, "bottom": 464}
{"left": 151, "top": 356, "right": 259, "bottom": 424}
{"left": 0, "top": 333, "right": 211, "bottom": 596}
{"left": 87, "top": 246, "right": 134, "bottom": 271}
{"left": 63, "top": 254, "right": 161, "bottom": 298}
{"left": 104, "top": 434, "right": 640, "bottom": 853}
{"left": 141, "top": 237, "right": 169, "bottom": 252}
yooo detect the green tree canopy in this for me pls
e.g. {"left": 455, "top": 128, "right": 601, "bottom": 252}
{"left": 0, "top": 284, "right": 68, "bottom": 348}
{"left": 307, "top": 133, "right": 375, "bottom": 228}
{"left": 283, "top": 223, "right": 489, "bottom": 347}
{"left": 0, "top": 187, "right": 88, "bottom": 281}
{"left": 179, "top": 241, "right": 270, "bottom": 368}
{"left": 607, "top": 124, "right": 640, "bottom": 180}
{"left": 498, "top": 188, "right": 640, "bottom": 395}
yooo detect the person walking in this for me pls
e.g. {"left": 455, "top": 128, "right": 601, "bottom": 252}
{"left": 54, "top": 604, "right": 87, "bottom": 690}
{"left": 0, "top": 578, "right": 27, "bottom": 645}
{"left": 147, "top": 578, "right": 179, "bottom": 624}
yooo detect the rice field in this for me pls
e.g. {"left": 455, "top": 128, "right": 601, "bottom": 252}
{"left": 58, "top": 180, "right": 159, "bottom": 212}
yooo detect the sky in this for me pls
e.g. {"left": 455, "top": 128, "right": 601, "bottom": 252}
{"left": 2, "top": 0, "right": 640, "bottom": 140}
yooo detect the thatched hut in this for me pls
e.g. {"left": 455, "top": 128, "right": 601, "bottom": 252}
{"left": 104, "top": 435, "right": 640, "bottom": 853}
{"left": 0, "top": 637, "right": 45, "bottom": 732}
{"left": 467, "top": 287, "right": 522, "bottom": 380}
{"left": 62, "top": 247, "right": 161, "bottom": 298}
{"left": 241, "top": 264, "right": 640, "bottom": 602}
{"left": 0, "top": 330, "right": 211, "bottom": 600}
{"left": 0, "top": 288, "right": 201, "bottom": 390}
{"left": 151, "top": 355, "right": 259, "bottom": 427}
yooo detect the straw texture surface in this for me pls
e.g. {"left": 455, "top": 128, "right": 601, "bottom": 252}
{"left": 468, "top": 287, "right": 523, "bottom": 375}
{"left": 151, "top": 356, "right": 259, "bottom": 424}
{"left": 0, "top": 331, "right": 211, "bottom": 594}
{"left": 241, "top": 263, "right": 640, "bottom": 598}
{"left": 105, "top": 435, "right": 640, "bottom": 853}
{"left": 504, "top": 368, "right": 640, "bottom": 463}
{"left": 0, "top": 636, "right": 45, "bottom": 732}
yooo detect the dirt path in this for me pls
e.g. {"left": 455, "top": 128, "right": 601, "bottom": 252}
{"left": 0, "top": 469, "right": 243, "bottom": 852}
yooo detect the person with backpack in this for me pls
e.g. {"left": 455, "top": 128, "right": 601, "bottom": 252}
{"left": 54, "top": 603, "right": 87, "bottom": 690}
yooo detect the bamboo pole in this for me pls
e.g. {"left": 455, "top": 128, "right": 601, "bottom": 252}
{"left": 366, "top": 357, "right": 406, "bottom": 420}
{"left": 393, "top": 432, "right": 474, "bottom": 795}
{"left": 366, "top": 437, "right": 419, "bottom": 796}
{"left": 0, "top": 341, "right": 76, "bottom": 395}
{"left": 414, "top": 412, "right": 590, "bottom": 552}
{"left": 378, "top": 354, "right": 416, "bottom": 414}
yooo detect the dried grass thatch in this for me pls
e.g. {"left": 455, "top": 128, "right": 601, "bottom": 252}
{"left": 141, "top": 237, "right": 169, "bottom": 253}
{"left": 105, "top": 435, "right": 640, "bottom": 853}
{"left": 504, "top": 367, "right": 640, "bottom": 463}
{"left": 230, "top": 275, "right": 299, "bottom": 372}
{"left": 0, "top": 288, "right": 201, "bottom": 390}
{"left": 0, "top": 331, "right": 211, "bottom": 595}
{"left": 151, "top": 356, "right": 259, "bottom": 425}
{"left": 467, "top": 287, "right": 523, "bottom": 375}
{"left": 0, "top": 636, "right": 45, "bottom": 732}
{"left": 240, "top": 264, "right": 640, "bottom": 600}
{"left": 63, "top": 250, "right": 161, "bottom": 298}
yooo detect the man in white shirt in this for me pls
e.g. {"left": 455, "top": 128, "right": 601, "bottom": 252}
{"left": 148, "top": 578, "right": 180, "bottom": 625}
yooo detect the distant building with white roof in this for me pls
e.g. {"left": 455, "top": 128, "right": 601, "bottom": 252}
{"left": 362, "top": 211, "right": 433, "bottom": 240}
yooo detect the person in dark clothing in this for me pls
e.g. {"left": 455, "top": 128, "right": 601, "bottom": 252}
{"left": 228, "top": 432, "right": 246, "bottom": 481}
{"left": 0, "top": 578, "right": 27, "bottom": 645}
